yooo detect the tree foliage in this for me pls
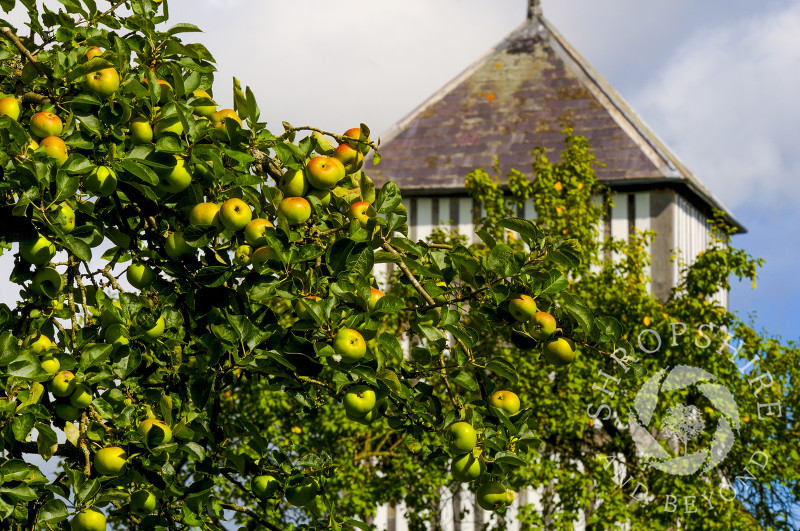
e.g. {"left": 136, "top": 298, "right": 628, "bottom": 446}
{"left": 0, "top": 2, "right": 642, "bottom": 530}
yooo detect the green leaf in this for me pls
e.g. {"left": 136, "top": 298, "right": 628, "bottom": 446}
{"left": 373, "top": 295, "right": 405, "bottom": 314}
{"left": 596, "top": 316, "right": 623, "bottom": 343}
{"left": 452, "top": 371, "right": 478, "bottom": 391}
{"left": 37, "top": 499, "right": 68, "bottom": 525}
{"left": 184, "top": 224, "right": 219, "bottom": 247}
{"left": 63, "top": 235, "right": 91, "bottom": 261}
{"left": 54, "top": 174, "right": 80, "bottom": 202}
{"left": 376, "top": 369, "right": 402, "bottom": 397}
{"left": 375, "top": 182, "right": 401, "bottom": 214}
{"left": 494, "top": 451, "right": 527, "bottom": 467}
{"left": 0, "top": 483, "right": 38, "bottom": 501}
{"left": 540, "top": 270, "right": 569, "bottom": 295}
{"left": 486, "top": 358, "right": 519, "bottom": 385}
{"left": 166, "top": 23, "right": 202, "bottom": 36}
{"left": 487, "top": 244, "right": 520, "bottom": 277}
{"left": 378, "top": 333, "right": 403, "bottom": 362}
{"left": 497, "top": 217, "right": 544, "bottom": 242}
{"left": 66, "top": 57, "right": 114, "bottom": 83}
{"left": 560, "top": 292, "right": 595, "bottom": 337}
{"left": 78, "top": 343, "right": 113, "bottom": 371}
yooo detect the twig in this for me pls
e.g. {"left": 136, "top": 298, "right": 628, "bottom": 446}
{"left": 20, "top": 92, "right": 51, "bottom": 105}
{"left": 219, "top": 503, "right": 283, "bottom": 531}
{"left": 96, "top": 0, "right": 127, "bottom": 21}
{"left": 79, "top": 411, "right": 92, "bottom": 477}
{"left": 0, "top": 27, "right": 47, "bottom": 78}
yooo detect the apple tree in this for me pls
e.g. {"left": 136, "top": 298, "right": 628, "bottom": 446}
{"left": 0, "top": 1, "right": 640, "bottom": 530}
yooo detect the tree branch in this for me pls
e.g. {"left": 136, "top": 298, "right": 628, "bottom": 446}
{"left": 219, "top": 503, "right": 283, "bottom": 531}
{"left": 0, "top": 27, "right": 47, "bottom": 79}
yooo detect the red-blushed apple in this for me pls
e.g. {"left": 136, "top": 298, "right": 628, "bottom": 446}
{"left": 543, "top": 337, "right": 576, "bottom": 367}
{"left": 20, "top": 234, "right": 56, "bottom": 265}
{"left": 368, "top": 287, "right": 384, "bottom": 311}
{"left": 285, "top": 477, "right": 318, "bottom": 506}
{"left": 85, "top": 46, "right": 103, "bottom": 59}
{"left": 244, "top": 218, "right": 274, "bottom": 247}
{"left": 85, "top": 166, "right": 117, "bottom": 197}
{"left": 158, "top": 155, "right": 192, "bottom": 194}
{"left": 508, "top": 294, "right": 537, "bottom": 322}
{"left": 126, "top": 263, "right": 156, "bottom": 290}
{"left": 451, "top": 452, "right": 484, "bottom": 482}
{"left": 220, "top": 198, "right": 252, "bottom": 231}
{"left": 343, "top": 385, "right": 376, "bottom": 416}
{"left": 191, "top": 89, "right": 216, "bottom": 117}
{"left": 0, "top": 96, "right": 21, "bottom": 121}
{"left": 347, "top": 201, "right": 376, "bottom": 225}
{"left": 130, "top": 490, "right": 157, "bottom": 516}
{"left": 40, "top": 136, "right": 68, "bottom": 165}
{"left": 448, "top": 422, "right": 478, "bottom": 453}
{"left": 306, "top": 156, "right": 345, "bottom": 190}
{"left": 33, "top": 267, "right": 64, "bottom": 297}
{"left": 332, "top": 328, "right": 366, "bottom": 363}
{"left": 476, "top": 481, "right": 508, "bottom": 511}
{"left": 343, "top": 127, "right": 371, "bottom": 154}
{"left": 189, "top": 202, "right": 222, "bottom": 227}
{"left": 94, "top": 446, "right": 127, "bottom": 476}
{"left": 70, "top": 508, "right": 106, "bottom": 531}
{"left": 50, "top": 370, "right": 76, "bottom": 397}
{"left": 139, "top": 418, "right": 172, "bottom": 445}
{"left": 278, "top": 168, "right": 309, "bottom": 197}
{"left": 129, "top": 117, "right": 153, "bottom": 144}
{"left": 84, "top": 68, "right": 120, "bottom": 99}
{"left": 69, "top": 383, "right": 93, "bottom": 408}
{"left": 306, "top": 187, "right": 331, "bottom": 206}
{"left": 332, "top": 143, "right": 364, "bottom": 174}
{"left": 30, "top": 112, "right": 63, "bottom": 138}
{"left": 528, "top": 311, "right": 557, "bottom": 341}
{"left": 278, "top": 197, "right": 312, "bottom": 225}
{"left": 489, "top": 390, "right": 521, "bottom": 416}
{"left": 251, "top": 246, "right": 278, "bottom": 269}
{"left": 165, "top": 231, "right": 194, "bottom": 260}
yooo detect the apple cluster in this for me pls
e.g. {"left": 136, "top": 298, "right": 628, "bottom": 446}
{"left": 509, "top": 294, "right": 577, "bottom": 366}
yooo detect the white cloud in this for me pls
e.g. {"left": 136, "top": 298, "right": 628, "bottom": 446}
{"left": 635, "top": 1, "right": 800, "bottom": 209}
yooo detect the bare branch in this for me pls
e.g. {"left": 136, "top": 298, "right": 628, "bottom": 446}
{"left": 0, "top": 27, "right": 47, "bottom": 78}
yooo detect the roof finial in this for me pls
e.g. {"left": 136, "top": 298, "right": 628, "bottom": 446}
{"left": 527, "top": 0, "right": 542, "bottom": 20}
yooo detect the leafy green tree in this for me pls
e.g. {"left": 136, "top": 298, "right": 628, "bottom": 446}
{"left": 0, "top": 2, "right": 632, "bottom": 530}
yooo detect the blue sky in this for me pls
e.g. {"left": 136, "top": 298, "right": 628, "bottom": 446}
{"left": 4, "top": 0, "right": 798, "bottom": 343}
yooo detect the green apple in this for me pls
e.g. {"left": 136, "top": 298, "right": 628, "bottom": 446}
{"left": 527, "top": 311, "right": 556, "bottom": 341}
{"left": 285, "top": 477, "right": 318, "bottom": 506}
{"left": 69, "top": 383, "right": 93, "bottom": 408}
{"left": 41, "top": 354, "right": 60, "bottom": 375}
{"left": 189, "top": 202, "right": 222, "bottom": 227}
{"left": 209, "top": 108, "right": 242, "bottom": 139}
{"left": 40, "top": 136, "right": 69, "bottom": 165}
{"left": 20, "top": 234, "right": 56, "bottom": 265}
{"left": 343, "top": 127, "right": 371, "bottom": 155}
{"left": 129, "top": 117, "right": 153, "bottom": 144}
{"left": 157, "top": 155, "right": 192, "bottom": 194}
{"left": 451, "top": 452, "right": 484, "bottom": 482}
{"left": 50, "top": 371, "right": 76, "bottom": 397}
{"left": 476, "top": 480, "right": 508, "bottom": 511}
{"left": 332, "top": 328, "right": 366, "bottom": 363}
{"left": 94, "top": 446, "right": 127, "bottom": 476}
{"left": 347, "top": 201, "right": 376, "bottom": 225}
{"left": 234, "top": 244, "right": 252, "bottom": 266}
{"left": 251, "top": 474, "right": 280, "bottom": 499}
{"left": 219, "top": 198, "right": 252, "bottom": 231}
{"left": 251, "top": 246, "right": 278, "bottom": 269}
{"left": 368, "top": 287, "right": 384, "bottom": 311}
{"left": 346, "top": 402, "right": 384, "bottom": 425}
{"left": 278, "top": 197, "right": 312, "bottom": 225}
{"left": 306, "top": 187, "right": 331, "bottom": 207}
{"left": 139, "top": 418, "right": 172, "bottom": 445}
{"left": 311, "top": 131, "right": 335, "bottom": 155}
{"left": 191, "top": 89, "right": 216, "bottom": 117}
{"left": 0, "top": 96, "right": 21, "bottom": 121}
{"left": 294, "top": 295, "right": 321, "bottom": 320}
{"left": 85, "top": 46, "right": 103, "bottom": 59}
{"left": 332, "top": 143, "right": 364, "bottom": 174}
{"left": 508, "top": 294, "right": 537, "bottom": 322}
{"left": 543, "top": 337, "right": 576, "bottom": 367}
{"left": 448, "top": 422, "right": 477, "bottom": 453}
{"left": 139, "top": 316, "right": 166, "bottom": 342}
{"left": 104, "top": 323, "right": 130, "bottom": 349}
{"left": 130, "top": 490, "right": 156, "bottom": 516}
{"left": 343, "top": 385, "right": 376, "bottom": 417}
{"left": 29, "top": 333, "right": 53, "bottom": 354}
{"left": 85, "top": 166, "right": 117, "bottom": 197}
{"left": 83, "top": 67, "right": 120, "bottom": 99}
{"left": 278, "top": 168, "right": 309, "bottom": 197}
{"left": 126, "top": 263, "right": 156, "bottom": 290}
{"left": 489, "top": 390, "right": 521, "bottom": 416}
{"left": 70, "top": 508, "right": 106, "bottom": 531}
{"left": 33, "top": 267, "right": 64, "bottom": 297}
{"left": 30, "top": 111, "right": 63, "bottom": 138}
{"left": 165, "top": 231, "right": 194, "bottom": 260}
{"left": 244, "top": 218, "right": 273, "bottom": 247}
{"left": 55, "top": 402, "right": 81, "bottom": 421}
{"left": 153, "top": 115, "right": 183, "bottom": 138}
{"left": 54, "top": 202, "right": 76, "bottom": 233}
{"left": 306, "top": 156, "right": 345, "bottom": 190}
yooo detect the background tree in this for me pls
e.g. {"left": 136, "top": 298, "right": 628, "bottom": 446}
{"left": 0, "top": 2, "right": 633, "bottom": 530}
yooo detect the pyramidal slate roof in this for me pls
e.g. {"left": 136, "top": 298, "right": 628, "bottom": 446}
{"left": 366, "top": 11, "right": 744, "bottom": 232}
